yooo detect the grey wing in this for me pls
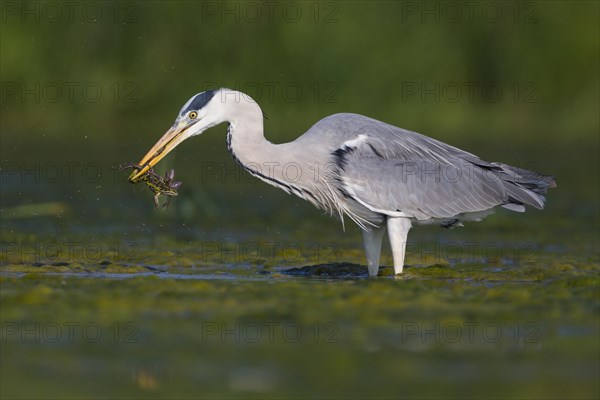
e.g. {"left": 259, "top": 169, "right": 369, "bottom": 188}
{"left": 325, "top": 114, "right": 552, "bottom": 221}
{"left": 340, "top": 154, "right": 507, "bottom": 220}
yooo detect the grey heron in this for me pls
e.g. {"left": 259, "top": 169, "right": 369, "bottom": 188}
{"left": 129, "top": 88, "right": 556, "bottom": 276}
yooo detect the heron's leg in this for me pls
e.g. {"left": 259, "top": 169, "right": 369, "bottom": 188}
{"left": 387, "top": 217, "right": 412, "bottom": 274}
{"left": 362, "top": 224, "right": 386, "bottom": 277}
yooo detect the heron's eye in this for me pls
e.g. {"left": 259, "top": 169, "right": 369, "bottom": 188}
{"left": 188, "top": 111, "right": 198, "bottom": 119}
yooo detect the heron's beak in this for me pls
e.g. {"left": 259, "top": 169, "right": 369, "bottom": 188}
{"left": 128, "top": 121, "right": 195, "bottom": 183}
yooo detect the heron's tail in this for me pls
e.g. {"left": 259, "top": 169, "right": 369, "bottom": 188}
{"left": 493, "top": 163, "right": 557, "bottom": 211}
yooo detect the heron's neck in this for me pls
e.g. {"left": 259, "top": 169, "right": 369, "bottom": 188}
{"left": 225, "top": 106, "right": 305, "bottom": 193}
{"left": 222, "top": 95, "right": 339, "bottom": 217}
{"left": 226, "top": 119, "right": 283, "bottom": 178}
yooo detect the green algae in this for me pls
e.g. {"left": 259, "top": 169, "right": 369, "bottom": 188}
{"left": 1, "top": 245, "right": 598, "bottom": 399}
{"left": 1, "top": 160, "right": 598, "bottom": 399}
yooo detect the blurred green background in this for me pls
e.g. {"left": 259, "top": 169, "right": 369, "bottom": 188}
{"left": 2, "top": 1, "right": 599, "bottom": 142}
{"left": 1, "top": 0, "right": 598, "bottom": 224}
{"left": 1, "top": 1, "right": 599, "bottom": 399}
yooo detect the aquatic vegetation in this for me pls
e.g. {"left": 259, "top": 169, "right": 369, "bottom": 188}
{"left": 1, "top": 152, "right": 597, "bottom": 399}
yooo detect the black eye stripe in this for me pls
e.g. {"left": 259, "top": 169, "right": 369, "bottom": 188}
{"left": 181, "top": 90, "right": 216, "bottom": 116}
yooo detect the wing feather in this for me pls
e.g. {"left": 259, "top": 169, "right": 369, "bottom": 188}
{"left": 322, "top": 114, "right": 551, "bottom": 220}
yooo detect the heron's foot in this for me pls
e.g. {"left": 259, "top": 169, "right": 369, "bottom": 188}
{"left": 367, "top": 263, "right": 380, "bottom": 277}
{"left": 394, "top": 265, "right": 405, "bottom": 275}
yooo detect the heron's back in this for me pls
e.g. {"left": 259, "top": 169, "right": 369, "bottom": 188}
{"left": 294, "top": 113, "right": 556, "bottom": 225}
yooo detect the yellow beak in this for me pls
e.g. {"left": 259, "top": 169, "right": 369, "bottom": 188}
{"left": 128, "top": 121, "right": 194, "bottom": 182}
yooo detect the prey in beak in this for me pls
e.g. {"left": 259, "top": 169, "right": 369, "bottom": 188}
{"left": 119, "top": 162, "right": 182, "bottom": 209}
{"left": 124, "top": 90, "right": 216, "bottom": 206}
{"left": 128, "top": 119, "right": 197, "bottom": 183}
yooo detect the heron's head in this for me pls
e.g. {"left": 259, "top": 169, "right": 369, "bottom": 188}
{"left": 129, "top": 89, "right": 230, "bottom": 182}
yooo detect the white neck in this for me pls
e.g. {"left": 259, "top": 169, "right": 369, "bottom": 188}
{"left": 216, "top": 88, "right": 346, "bottom": 222}
{"left": 219, "top": 90, "right": 303, "bottom": 194}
